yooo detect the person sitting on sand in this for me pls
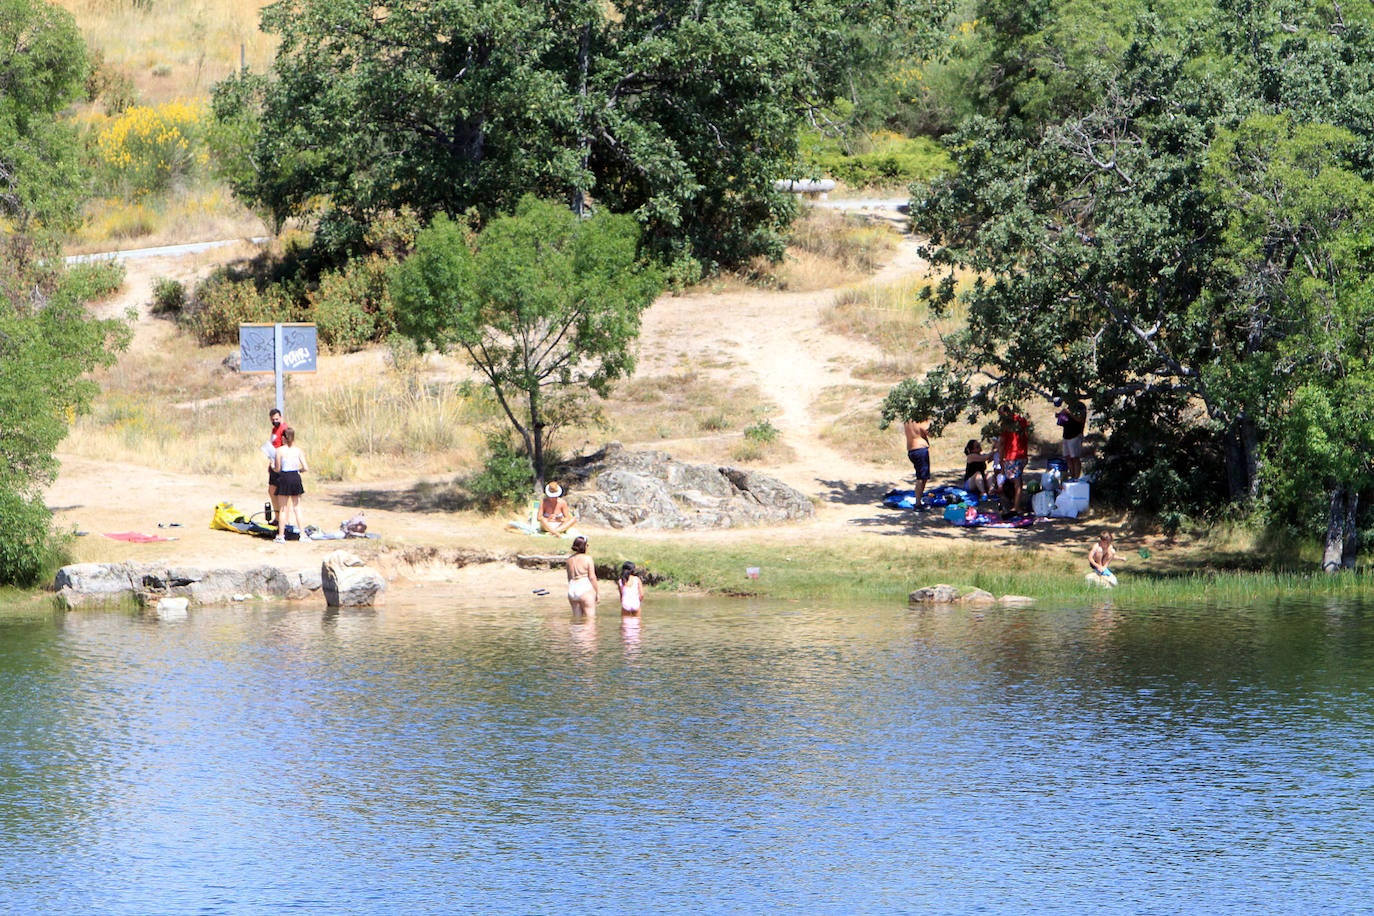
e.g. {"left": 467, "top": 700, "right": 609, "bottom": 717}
{"left": 539, "top": 481, "right": 577, "bottom": 535}
{"left": 963, "top": 439, "right": 994, "bottom": 497}
{"left": 1089, "top": 531, "right": 1119, "bottom": 586}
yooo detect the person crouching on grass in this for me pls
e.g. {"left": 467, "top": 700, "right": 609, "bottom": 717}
{"left": 1089, "top": 532, "right": 1118, "bottom": 587}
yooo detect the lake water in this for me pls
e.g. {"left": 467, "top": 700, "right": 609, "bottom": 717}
{"left": 2, "top": 592, "right": 1372, "bottom": 914}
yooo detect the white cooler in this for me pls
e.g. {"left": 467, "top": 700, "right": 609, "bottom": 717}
{"left": 1056, "top": 480, "right": 1090, "bottom": 517}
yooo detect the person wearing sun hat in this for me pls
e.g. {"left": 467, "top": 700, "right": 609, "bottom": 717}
{"left": 539, "top": 481, "right": 578, "bottom": 534}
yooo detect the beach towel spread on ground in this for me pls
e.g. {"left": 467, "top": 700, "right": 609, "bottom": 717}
{"left": 884, "top": 489, "right": 1038, "bottom": 529}
{"left": 209, "top": 501, "right": 277, "bottom": 539}
{"left": 104, "top": 531, "right": 175, "bottom": 542}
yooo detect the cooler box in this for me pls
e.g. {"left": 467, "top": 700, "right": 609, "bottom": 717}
{"left": 944, "top": 504, "right": 970, "bottom": 526}
{"left": 1031, "top": 490, "right": 1055, "bottom": 517}
{"left": 1058, "top": 480, "right": 1090, "bottom": 517}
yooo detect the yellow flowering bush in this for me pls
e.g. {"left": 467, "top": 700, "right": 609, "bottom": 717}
{"left": 95, "top": 100, "right": 205, "bottom": 195}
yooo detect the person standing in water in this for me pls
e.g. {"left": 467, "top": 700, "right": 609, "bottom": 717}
{"left": 566, "top": 536, "right": 599, "bottom": 615}
{"left": 617, "top": 562, "right": 644, "bottom": 615}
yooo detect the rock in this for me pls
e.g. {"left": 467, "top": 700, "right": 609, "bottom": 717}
{"left": 54, "top": 563, "right": 139, "bottom": 607}
{"left": 54, "top": 562, "right": 324, "bottom": 609}
{"left": 1085, "top": 571, "right": 1117, "bottom": 589}
{"left": 566, "top": 446, "right": 814, "bottom": 530}
{"left": 909, "top": 584, "right": 963, "bottom": 604}
{"left": 999, "top": 595, "right": 1036, "bottom": 605}
{"left": 154, "top": 597, "right": 189, "bottom": 619}
{"left": 321, "top": 550, "right": 387, "bottom": 607}
{"left": 959, "top": 588, "right": 997, "bottom": 605}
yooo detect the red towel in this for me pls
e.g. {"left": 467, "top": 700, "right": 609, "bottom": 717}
{"left": 103, "top": 531, "right": 174, "bottom": 542}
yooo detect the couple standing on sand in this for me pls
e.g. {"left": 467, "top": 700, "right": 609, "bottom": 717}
{"left": 265, "top": 407, "right": 308, "bottom": 543}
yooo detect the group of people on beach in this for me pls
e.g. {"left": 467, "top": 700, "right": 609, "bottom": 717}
{"left": 903, "top": 397, "right": 1119, "bottom": 585}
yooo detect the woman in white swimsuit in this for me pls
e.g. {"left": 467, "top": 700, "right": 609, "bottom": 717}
{"left": 565, "top": 535, "right": 599, "bottom": 615}
{"left": 617, "top": 561, "right": 643, "bottom": 615}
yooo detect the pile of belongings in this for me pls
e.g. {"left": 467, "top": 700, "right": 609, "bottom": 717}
{"left": 209, "top": 502, "right": 276, "bottom": 538}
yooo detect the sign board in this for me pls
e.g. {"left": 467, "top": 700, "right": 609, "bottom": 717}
{"left": 239, "top": 323, "right": 318, "bottom": 375}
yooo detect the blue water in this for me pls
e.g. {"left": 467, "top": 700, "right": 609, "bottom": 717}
{"left": 1, "top": 594, "right": 1371, "bottom": 914}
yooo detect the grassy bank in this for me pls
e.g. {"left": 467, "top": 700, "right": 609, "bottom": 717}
{"left": 587, "top": 537, "right": 1374, "bottom": 606}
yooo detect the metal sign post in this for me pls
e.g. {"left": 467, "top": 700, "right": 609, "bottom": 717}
{"left": 238, "top": 323, "right": 318, "bottom": 413}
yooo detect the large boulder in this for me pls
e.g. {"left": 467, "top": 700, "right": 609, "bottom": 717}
{"left": 321, "top": 550, "right": 386, "bottom": 607}
{"left": 567, "top": 444, "right": 814, "bottom": 530}
{"left": 54, "top": 563, "right": 322, "bottom": 609}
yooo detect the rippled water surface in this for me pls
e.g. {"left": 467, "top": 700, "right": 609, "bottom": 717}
{"left": 2, "top": 593, "right": 1372, "bottom": 914}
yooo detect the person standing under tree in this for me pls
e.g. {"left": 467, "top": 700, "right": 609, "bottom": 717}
{"left": 904, "top": 417, "right": 933, "bottom": 508}
{"left": 997, "top": 404, "right": 1030, "bottom": 515}
{"left": 1056, "top": 396, "right": 1087, "bottom": 480}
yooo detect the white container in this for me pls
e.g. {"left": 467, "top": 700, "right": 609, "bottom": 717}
{"left": 1059, "top": 480, "right": 1090, "bottom": 517}
{"left": 1031, "top": 490, "right": 1055, "bottom": 517}
{"left": 1050, "top": 499, "right": 1079, "bottom": 519}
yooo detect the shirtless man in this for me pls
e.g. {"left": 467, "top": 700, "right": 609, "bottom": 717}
{"left": 903, "top": 417, "right": 933, "bottom": 507}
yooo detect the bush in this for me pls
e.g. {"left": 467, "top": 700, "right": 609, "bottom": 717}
{"left": 181, "top": 274, "right": 291, "bottom": 345}
{"left": 0, "top": 491, "right": 59, "bottom": 588}
{"left": 802, "top": 134, "right": 954, "bottom": 190}
{"left": 466, "top": 435, "right": 535, "bottom": 513}
{"left": 744, "top": 419, "right": 780, "bottom": 445}
{"left": 308, "top": 256, "right": 395, "bottom": 352}
{"left": 150, "top": 277, "right": 186, "bottom": 315}
{"left": 94, "top": 100, "right": 206, "bottom": 196}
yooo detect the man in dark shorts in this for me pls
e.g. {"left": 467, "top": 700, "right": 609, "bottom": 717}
{"left": 266, "top": 407, "right": 287, "bottom": 523}
{"left": 1056, "top": 396, "right": 1087, "bottom": 480}
{"left": 904, "top": 417, "right": 932, "bottom": 507}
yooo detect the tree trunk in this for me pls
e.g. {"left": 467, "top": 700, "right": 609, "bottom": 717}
{"left": 529, "top": 388, "right": 545, "bottom": 492}
{"left": 571, "top": 20, "right": 592, "bottom": 219}
{"left": 1323, "top": 483, "right": 1348, "bottom": 573}
{"left": 1342, "top": 487, "right": 1359, "bottom": 569}
{"left": 1223, "top": 416, "right": 1260, "bottom": 502}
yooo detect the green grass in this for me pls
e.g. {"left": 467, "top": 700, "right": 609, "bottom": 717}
{"left": 582, "top": 537, "right": 1374, "bottom": 605}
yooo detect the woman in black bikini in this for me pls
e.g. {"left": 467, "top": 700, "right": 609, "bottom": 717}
{"left": 963, "top": 439, "right": 993, "bottom": 497}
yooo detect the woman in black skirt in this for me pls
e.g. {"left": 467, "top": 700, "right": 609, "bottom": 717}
{"left": 271, "top": 426, "right": 309, "bottom": 542}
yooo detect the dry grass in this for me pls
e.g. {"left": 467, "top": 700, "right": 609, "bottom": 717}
{"left": 701, "top": 209, "right": 899, "bottom": 294}
{"left": 69, "top": 188, "right": 266, "bottom": 254}
{"left": 66, "top": 340, "right": 492, "bottom": 484}
{"left": 58, "top": 0, "right": 278, "bottom": 105}
{"left": 579, "top": 371, "right": 779, "bottom": 449}
{"left": 822, "top": 269, "right": 976, "bottom": 374}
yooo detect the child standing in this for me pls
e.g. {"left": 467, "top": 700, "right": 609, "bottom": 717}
{"left": 617, "top": 562, "right": 644, "bottom": 615}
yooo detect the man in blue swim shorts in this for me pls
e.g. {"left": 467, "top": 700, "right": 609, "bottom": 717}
{"left": 904, "top": 417, "right": 932, "bottom": 507}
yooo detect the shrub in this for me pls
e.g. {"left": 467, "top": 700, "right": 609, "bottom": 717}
{"left": 744, "top": 419, "right": 779, "bottom": 444}
{"left": 466, "top": 435, "right": 535, "bottom": 513}
{"left": 95, "top": 100, "right": 206, "bottom": 196}
{"left": 181, "top": 274, "right": 291, "bottom": 345}
{"left": 308, "top": 256, "right": 395, "bottom": 352}
{"left": 0, "top": 491, "right": 58, "bottom": 588}
{"left": 150, "top": 277, "right": 186, "bottom": 315}
{"left": 802, "top": 134, "right": 954, "bottom": 190}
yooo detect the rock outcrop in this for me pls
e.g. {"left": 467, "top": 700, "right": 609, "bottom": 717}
{"left": 53, "top": 562, "right": 323, "bottom": 609}
{"left": 564, "top": 444, "right": 814, "bottom": 530}
{"left": 908, "top": 584, "right": 1024, "bottom": 606}
{"left": 321, "top": 550, "right": 386, "bottom": 607}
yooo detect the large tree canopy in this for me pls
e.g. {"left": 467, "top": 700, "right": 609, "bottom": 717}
{"left": 216, "top": 0, "right": 951, "bottom": 269}
{"left": 910, "top": 0, "right": 1374, "bottom": 564}
{"left": 0, "top": 0, "right": 129, "bottom": 585}
{"left": 0, "top": 0, "right": 88, "bottom": 233}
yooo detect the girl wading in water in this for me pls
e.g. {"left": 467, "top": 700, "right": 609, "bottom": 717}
{"left": 566, "top": 536, "right": 599, "bottom": 615}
